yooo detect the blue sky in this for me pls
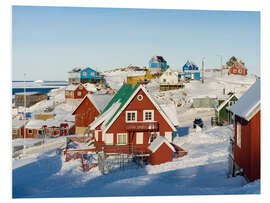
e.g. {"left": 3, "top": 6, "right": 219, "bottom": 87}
{"left": 12, "top": 6, "right": 260, "bottom": 80}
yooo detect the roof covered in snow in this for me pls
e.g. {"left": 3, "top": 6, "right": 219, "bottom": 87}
{"left": 87, "top": 94, "right": 114, "bottom": 112}
{"left": 15, "top": 92, "right": 44, "bottom": 96}
{"left": 216, "top": 94, "right": 238, "bottom": 112}
{"left": 83, "top": 83, "right": 97, "bottom": 92}
{"left": 65, "top": 84, "right": 79, "bottom": 91}
{"left": 148, "top": 136, "right": 175, "bottom": 153}
{"left": 12, "top": 119, "right": 27, "bottom": 129}
{"left": 160, "top": 104, "right": 179, "bottom": 126}
{"left": 227, "top": 79, "right": 260, "bottom": 121}
{"left": 25, "top": 119, "right": 45, "bottom": 129}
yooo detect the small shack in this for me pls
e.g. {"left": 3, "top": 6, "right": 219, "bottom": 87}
{"left": 215, "top": 94, "right": 238, "bottom": 125}
{"left": 14, "top": 92, "right": 48, "bottom": 108}
{"left": 148, "top": 136, "right": 175, "bottom": 165}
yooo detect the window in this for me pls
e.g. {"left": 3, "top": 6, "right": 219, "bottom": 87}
{"left": 13, "top": 129, "right": 17, "bottom": 134}
{"left": 126, "top": 111, "right": 137, "bottom": 122}
{"left": 233, "top": 69, "right": 237, "bottom": 73}
{"left": 91, "top": 72, "right": 95, "bottom": 76}
{"left": 136, "top": 132, "right": 143, "bottom": 144}
{"left": 143, "top": 110, "right": 154, "bottom": 121}
{"left": 77, "top": 91, "right": 81, "bottom": 96}
{"left": 79, "top": 85, "right": 83, "bottom": 90}
{"left": 83, "top": 72, "right": 87, "bottom": 76}
{"left": 28, "top": 129, "right": 33, "bottom": 134}
{"left": 238, "top": 69, "right": 242, "bottom": 73}
{"left": 137, "top": 95, "right": 143, "bottom": 101}
{"left": 163, "top": 79, "right": 166, "bottom": 82}
{"left": 117, "top": 133, "right": 128, "bottom": 145}
{"left": 38, "top": 130, "right": 43, "bottom": 135}
{"left": 104, "top": 133, "right": 113, "bottom": 144}
{"left": 149, "top": 132, "right": 159, "bottom": 143}
{"left": 236, "top": 122, "right": 241, "bottom": 148}
{"left": 169, "top": 72, "right": 172, "bottom": 76}
{"left": 66, "top": 91, "right": 69, "bottom": 96}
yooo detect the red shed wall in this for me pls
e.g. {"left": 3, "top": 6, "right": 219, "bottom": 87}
{"left": 74, "top": 98, "right": 100, "bottom": 127}
{"left": 234, "top": 110, "right": 260, "bottom": 181}
{"left": 149, "top": 143, "right": 174, "bottom": 165}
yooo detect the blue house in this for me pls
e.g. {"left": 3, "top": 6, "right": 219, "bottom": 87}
{"left": 68, "top": 67, "right": 105, "bottom": 85}
{"left": 180, "top": 60, "right": 200, "bottom": 80}
{"left": 149, "top": 56, "right": 168, "bottom": 73}
{"left": 182, "top": 60, "right": 199, "bottom": 72}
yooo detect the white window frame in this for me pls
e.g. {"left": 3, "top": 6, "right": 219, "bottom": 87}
{"left": 91, "top": 72, "right": 95, "bottom": 76}
{"left": 238, "top": 69, "right": 242, "bottom": 73}
{"left": 66, "top": 91, "right": 69, "bottom": 96}
{"left": 77, "top": 91, "right": 81, "bottom": 96}
{"left": 236, "top": 122, "right": 241, "bottom": 148}
{"left": 83, "top": 72, "right": 87, "bottom": 76}
{"left": 13, "top": 129, "right": 17, "bottom": 134}
{"left": 94, "top": 130, "right": 99, "bottom": 141}
{"left": 233, "top": 69, "right": 237, "bottom": 73}
{"left": 136, "top": 132, "right": 144, "bottom": 144}
{"left": 117, "top": 133, "right": 128, "bottom": 145}
{"left": 137, "top": 95, "right": 143, "bottom": 101}
{"left": 143, "top": 110, "right": 154, "bottom": 122}
{"left": 79, "top": 85, "right": 83, "bottom": 89}
{"left": 126, "top": 111, "right": 137, "bottom": 122}
{"left": 104, "top": 133, "right": 114, "bottom": 145}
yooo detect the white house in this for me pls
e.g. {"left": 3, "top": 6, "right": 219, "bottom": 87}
{"left": 159, "top": 68, "right": 179, "bottom": 85}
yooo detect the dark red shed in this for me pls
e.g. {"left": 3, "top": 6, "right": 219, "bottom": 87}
{"left": 227, "top": 79, "right": 260, "bottom": 182}
{"left": 148, "top": 136, "right": 175, "bottom": 165}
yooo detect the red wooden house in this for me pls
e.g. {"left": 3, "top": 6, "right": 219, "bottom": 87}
{"left": 227, "top": 79, "right": 260, "bottom": 182}
{"left": 12, "top": 119, "right": 27, "bottom": 138}
{"left": 228, "top": 61, "right": 248, "bottom": 76}
{"left": 72, "top": 94, "right": 114, "bottom": 135}
{"left": 89, "top": 84, "right": 177, "bottom": 158}
{"left": 65, "top": 84, "right": 88, "bottom": 100}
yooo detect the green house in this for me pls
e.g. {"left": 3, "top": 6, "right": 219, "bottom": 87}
{"left": 215, "top": 94, "right": 238, "bottom": 125}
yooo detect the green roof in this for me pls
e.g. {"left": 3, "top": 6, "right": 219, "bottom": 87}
{"left": 100, "top": 83, "right": 140, "bottom": 129}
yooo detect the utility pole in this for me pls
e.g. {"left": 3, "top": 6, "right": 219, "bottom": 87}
{"left": 217, "top": 55, "right": 223, "bottom": 77}
{"left": 23, "top": 73, "right": 27, "bottom": 155}
{"left": 202, "top": 57, "right": 205, "bottom": 84}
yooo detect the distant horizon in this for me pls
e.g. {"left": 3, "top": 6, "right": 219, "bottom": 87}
{"left": 12, "top": 6, "right": 260, "bottom": 80}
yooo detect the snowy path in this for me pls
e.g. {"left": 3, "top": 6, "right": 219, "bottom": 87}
{"left": 12, "top": 126, "right": 259, "bottom": 198}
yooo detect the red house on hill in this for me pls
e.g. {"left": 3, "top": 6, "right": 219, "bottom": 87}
{"left": 89, "top": 84, "right": 177, "bottom": 157}
{"left": 65, "top": 84, "right": 88, "bottom": 99}
{"left": 228, "top": 61, "right": 248, "bottom": 76}
{"left": 72, "top": 94, "right": 114, "bottom": 135}
{"left": 227, "top": 79, "right": 260, "bottom": 182}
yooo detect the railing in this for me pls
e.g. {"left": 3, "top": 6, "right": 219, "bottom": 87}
{"left": 126, "top": 122, "right": 159, "bottom": 131}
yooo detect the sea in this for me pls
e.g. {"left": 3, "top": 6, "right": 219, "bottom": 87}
{"left": 12, "top": 80, "right": 68, "bottom": 95}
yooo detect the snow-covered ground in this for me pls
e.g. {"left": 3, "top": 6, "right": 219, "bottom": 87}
{"left": 12, "top": 69, "right": 260, "bottom": 198}
{"left": 12, "top": 126, "right": 260, "bottom": 198}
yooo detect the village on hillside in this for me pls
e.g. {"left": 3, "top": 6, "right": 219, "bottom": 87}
{"left": 11, "top": 55, "right": 261, "bottom": 197}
